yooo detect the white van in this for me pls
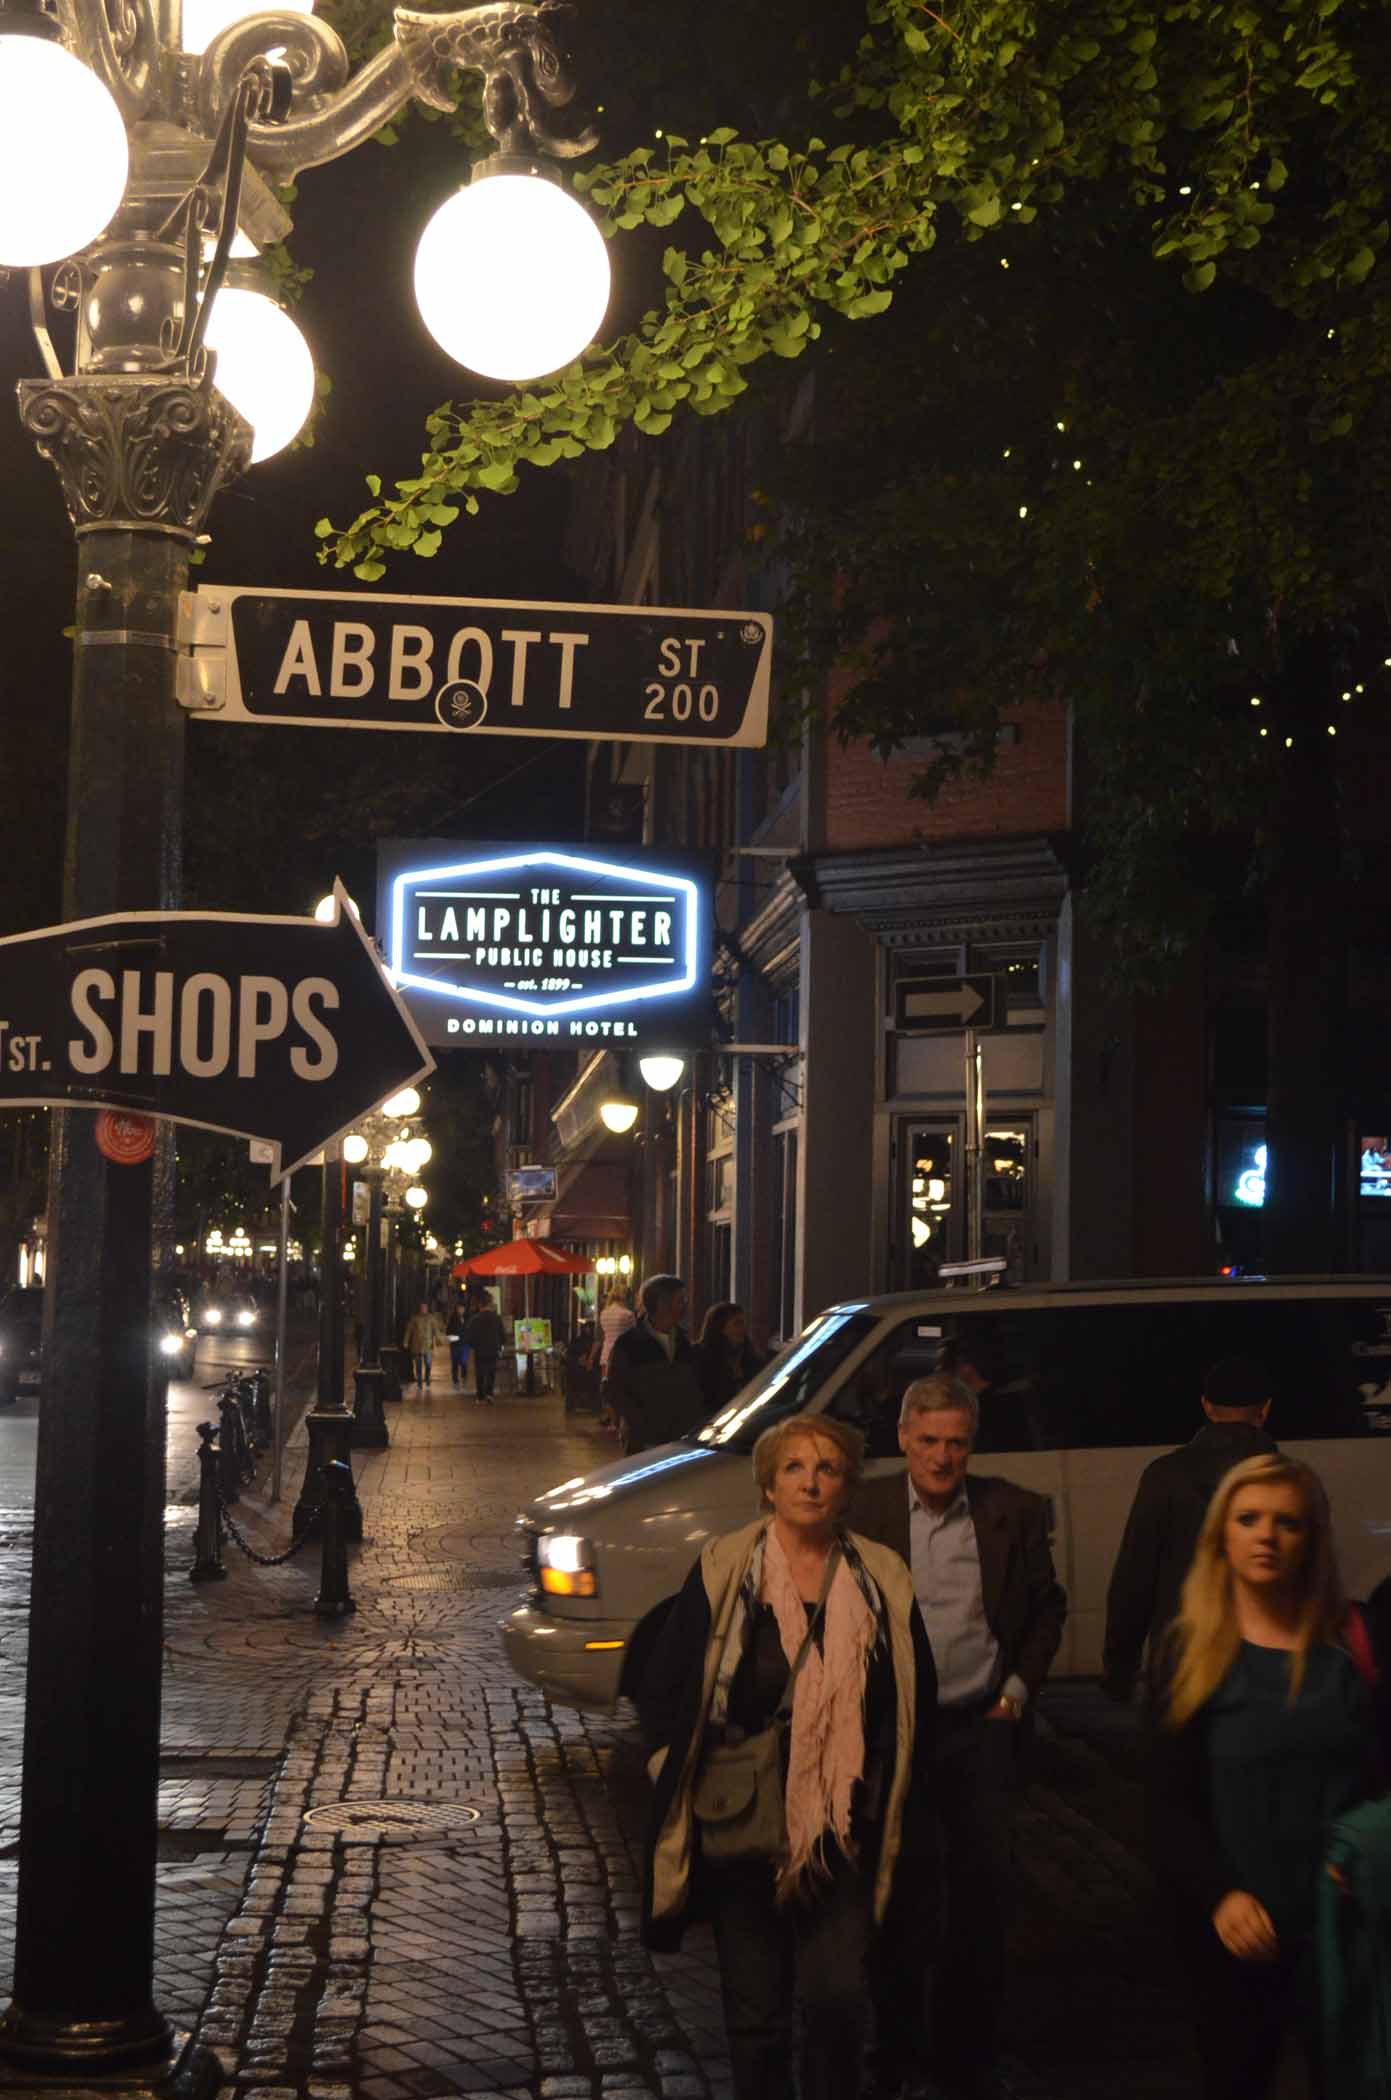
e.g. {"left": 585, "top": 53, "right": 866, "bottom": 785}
{"left": 501, "top": 1277, "right": 1391, "bottom": 1710}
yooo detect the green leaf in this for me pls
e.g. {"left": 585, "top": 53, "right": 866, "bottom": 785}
{"left": 706, "top": 126, "right": 738, "bottom": 145}
{"left": 364, "top": 473, "right": 381, "bottom": 497}
{"left": 313, "top": 518, "right": 334, "bottom": 538}
{"left": 846, "top": 288, "right": 894, "bottom": 318}
{"left": 413, "top": 529, "right": 442, "bottom": 558}
{"left": 1184, "top": 260, "right": 1217, "bottom": 291}
{"left": 353, "top": 560, "right": 386, "bottom": 582}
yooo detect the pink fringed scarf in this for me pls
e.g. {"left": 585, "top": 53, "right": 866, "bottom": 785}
{"left": 761, "top": 1525, "right": 877, "bottom": 1896}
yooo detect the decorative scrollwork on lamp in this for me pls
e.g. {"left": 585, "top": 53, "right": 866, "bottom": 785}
{"left": 192, "top": 0, "right": 596, "bottom": 179}
{"left": 67, "top": 0, "right": 159, "bottom": 124}
{"left": 17, "top": 373, "right": 251, "bottom": 534}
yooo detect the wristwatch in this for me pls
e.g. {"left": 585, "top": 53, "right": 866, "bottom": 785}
{"left": 996, "top": 1693, "right": 1024, "bottom": 1721}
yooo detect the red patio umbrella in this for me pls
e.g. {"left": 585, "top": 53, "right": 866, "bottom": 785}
{"left": 452, "top": 1237, "right": 594, "bottom": 1276}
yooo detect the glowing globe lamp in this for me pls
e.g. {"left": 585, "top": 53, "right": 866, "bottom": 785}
{"left": 639, "top": 1055, "right": 686, "bottom": 1093}
{"left": 342, "top": 1134, "right": 369, "bottom": 1165}
{"left": 0, "top": 33, "right": 128, "bottom": 267}
{"left": 599, "top": 1100, "right": 639, "bottom": 1135}
{"left": 203, "top": 287, "right": 315, "bottom": 463}
{"left": 179, "top": 0, "right": 313, "bottom": 56}
{"left": 382, "top": 1087, "right": 421, "bottom": 1119}
{"left": 414, "top": 162, "right": 610, "bottom": 382}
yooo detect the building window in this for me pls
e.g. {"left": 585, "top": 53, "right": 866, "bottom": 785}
{"left": 770, "top": 1125, "right": 799, "bottom": 1346}
{"left": 969, "top": 943, "right": 1044, "bottom": 1024}
{"left": 984, "top": 1126, "right": 1029, "bottom": 1213}
{"left": 707, "top": 1221, "right": 732, "bottom": 1302}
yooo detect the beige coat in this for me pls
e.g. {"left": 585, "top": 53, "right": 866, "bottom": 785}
{"left": 646, "top": 1518, "right": 924, "bottom": 1940}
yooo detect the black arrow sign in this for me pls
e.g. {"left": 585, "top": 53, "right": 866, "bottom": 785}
{"left": 0, "top": 882, "right": 433, "bottom": 1179}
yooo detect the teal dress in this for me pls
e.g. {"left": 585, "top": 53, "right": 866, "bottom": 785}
{"left": 1206, "top": 1641, "right": 1371, "bottom": 1944}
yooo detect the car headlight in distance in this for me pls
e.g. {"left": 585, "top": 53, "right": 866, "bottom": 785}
{"left": 537, "top": 1533, "right": 598, "bottom": 1598}
{"left": 236, "top": 1309, "right": 256, "bottom": 1327}
{"left": 204, "top": 1309, "right": 223, "bottom": 1326}
{"left": 158, "top": 1334, "right": 182, "bottom": 1357}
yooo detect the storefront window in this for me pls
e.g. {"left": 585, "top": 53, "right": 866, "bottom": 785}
{"left": 907, "top": 1127, "right": 955, "bottom": 1286}
{"left": 1361, "top": 1137, "right": 1391, "bottom": 1201}
{"left": 984, "top": 1127, "right": 1029, "bottom": 1212}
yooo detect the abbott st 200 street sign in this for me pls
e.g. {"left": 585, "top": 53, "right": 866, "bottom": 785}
{"left": 381, "top": 844, "right": 712, "bottom": 1052}
{"left": 183, "top": 585, "right": 772, "bottom": 748}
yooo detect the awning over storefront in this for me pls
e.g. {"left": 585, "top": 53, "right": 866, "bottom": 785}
{"left": 529, "top": 1160, "right": 630, "bottom": 1243}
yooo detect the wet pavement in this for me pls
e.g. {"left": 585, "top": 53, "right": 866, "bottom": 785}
{"left": 0, "top": 1349, "right": 1211, "bottom": 2099}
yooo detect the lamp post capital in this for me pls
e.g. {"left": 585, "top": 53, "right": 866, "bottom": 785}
{"left": 18, "top": 369, "right": 250, "bottom": 537}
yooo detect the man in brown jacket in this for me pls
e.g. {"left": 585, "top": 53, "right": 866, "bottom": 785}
{"left": 855, "top": 1373, "right": 1067, "bottom": 2100}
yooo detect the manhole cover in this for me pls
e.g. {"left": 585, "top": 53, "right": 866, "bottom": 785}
{"left": 302, "top": 1800, "right": 482, "bottom": 1843}
{"left": 392, "top": 1568, "right": 519, "bottom": 1593}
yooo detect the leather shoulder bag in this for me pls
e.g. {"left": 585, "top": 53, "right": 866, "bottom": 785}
{"left": 691, "top": 1545, "right": 840, "bottom": 1865}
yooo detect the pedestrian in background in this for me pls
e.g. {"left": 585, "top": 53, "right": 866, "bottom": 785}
{"left": 1147, "top": 1452, "right": 1377, "bottom": 2100}
{"left": 466, "top": 1295, "right": 505, "bottom": 1405}
{"left": 445, "top": 1297, "right": 470, "bottom": 1390}
{"left": 404, "top": 1300, "right": 441, "bottom": 1389}
{"left": 1105, "top": 1353, "right": 1277, "bottom": 1702}
{"left": 693, "top": 1301, "right": 766, "bottom": 1415}
{"left": 639, "top": 1413, "right": 935, "bottom": 2100}
{"left": 603, "top": 1273, "right": 703, "bottom": 1453}
{"left": 596, "top": 1286, "right": 636, "bottom": 1431}
{"left": 855, "top": 1373, "right": 1067, "bottom": 2100}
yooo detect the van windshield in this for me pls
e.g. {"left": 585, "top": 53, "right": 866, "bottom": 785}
{"left": 697, "top": 1310, "right": 878, "bottom": 1454}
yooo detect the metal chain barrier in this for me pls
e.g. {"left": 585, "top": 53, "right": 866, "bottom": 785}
{"left": 215, "top": 1485, "right": 322, "bottom": 1568}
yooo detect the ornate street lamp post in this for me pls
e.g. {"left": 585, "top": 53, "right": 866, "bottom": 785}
{"left": 344, "top": 1094, "right": 430, "bottom": 1370}
{"left": 0, "top": 1, "right": 604, "bottom": 2088}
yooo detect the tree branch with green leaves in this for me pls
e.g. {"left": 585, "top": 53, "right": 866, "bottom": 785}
{"left": 313, "top": 0, "right": 1383, "bottom": 578}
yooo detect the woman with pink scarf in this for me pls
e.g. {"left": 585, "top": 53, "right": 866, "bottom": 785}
{"left": 640, "top": 1412, "right": 936, "bottom": 2100}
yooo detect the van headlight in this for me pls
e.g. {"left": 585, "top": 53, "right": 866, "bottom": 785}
{"left": 537, "top": 1533, "right": 598, "bottom": 1598}
{"left": 236, "top": 1309, "right": 256, "bottom": 1328}
{"left": 204, "top": 1308, "right": 223, "bottom": 1326}
{"left": 158, "top": 1334, "right": 182, "bottom": 1357}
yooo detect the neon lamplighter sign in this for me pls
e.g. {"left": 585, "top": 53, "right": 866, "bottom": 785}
{"left": 382, "top": 846, "right": 712, "bottom": 1051}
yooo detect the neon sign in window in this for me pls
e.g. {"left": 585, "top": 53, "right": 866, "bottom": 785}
{"left": 1233, "top": 1144, "right": 1267, "bottom": 1208}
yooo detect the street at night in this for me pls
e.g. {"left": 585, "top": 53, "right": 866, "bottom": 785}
{"left": 4, "top": 0, "right": 1391, "bottom": 2095}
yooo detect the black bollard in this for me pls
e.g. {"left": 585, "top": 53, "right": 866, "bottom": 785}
{"left": 216, "top": 1396, "right": 241, "bottom": 1506}
{"left": 188, "top": 1424, "right": 227, "bottom": 1584}
{"left": 314, "top": 1460, "right": 357, "bottom": 1619}
{"left": 251, "top": 1368, "right": 273, "bottom": 1447}
{"left": 351, "top": 1365, "right": 389, "bottom": 1450}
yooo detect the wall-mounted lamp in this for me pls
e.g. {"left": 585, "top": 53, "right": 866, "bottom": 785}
{"left": 639, "top": 1055, "right": 686, "bottom": 1092}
